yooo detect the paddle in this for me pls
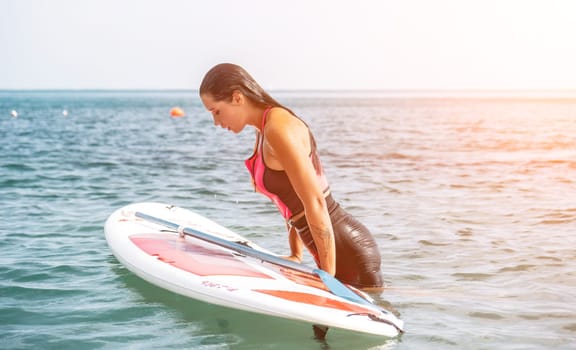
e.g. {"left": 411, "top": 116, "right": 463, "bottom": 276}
{"left": 135, "top": 211, "right": 377, "bottom": 307}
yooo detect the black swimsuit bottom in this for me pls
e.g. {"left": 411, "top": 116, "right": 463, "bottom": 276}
{"left": 291, "top": 194, "right": 383, "bottom": 288}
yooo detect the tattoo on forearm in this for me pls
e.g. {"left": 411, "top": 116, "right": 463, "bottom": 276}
{"left": 309, "top": 224, "right": 334, "bottom": 248}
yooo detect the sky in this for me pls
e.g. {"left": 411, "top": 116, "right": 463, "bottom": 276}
{"left": 1, "top": 0, "right": 576, "bottom": 91}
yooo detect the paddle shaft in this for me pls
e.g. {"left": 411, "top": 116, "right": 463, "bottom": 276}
{"left": 135, "top": 211, "right": 316, "bottom": 276}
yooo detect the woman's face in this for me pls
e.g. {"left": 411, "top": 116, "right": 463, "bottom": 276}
{"left": 200, "top": 93, "right": 245, "bottom": 133}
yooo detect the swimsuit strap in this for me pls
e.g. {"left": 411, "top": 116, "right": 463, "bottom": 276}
{"left": 261, "top": 106, "right": 272, "bottom": 131}
{"left": 257, "top": 106, "right": 273, "bottom": 151}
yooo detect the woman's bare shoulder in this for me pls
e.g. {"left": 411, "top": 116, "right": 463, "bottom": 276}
{"left": 266, "top": 107, "right": 306, "bottom": 135}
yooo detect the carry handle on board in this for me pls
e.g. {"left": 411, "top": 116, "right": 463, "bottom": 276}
{"left": 135, "top": 211, "right": 379, "bottom": 308}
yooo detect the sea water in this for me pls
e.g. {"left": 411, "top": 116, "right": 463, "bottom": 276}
{"left": 1, "top": 90, "right": 575, "bottom": 349}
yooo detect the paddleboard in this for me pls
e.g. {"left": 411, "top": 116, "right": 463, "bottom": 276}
{"left": 104, "top": 202, "right": 404, "bottom": 338}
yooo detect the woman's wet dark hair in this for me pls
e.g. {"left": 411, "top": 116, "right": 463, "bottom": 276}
{"left": 200, "top": 63, "right": 294, "bottom": 115}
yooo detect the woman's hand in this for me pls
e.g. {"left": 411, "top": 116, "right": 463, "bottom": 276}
{"left": 283, "top": 255, "right": 302, "bottom": 263}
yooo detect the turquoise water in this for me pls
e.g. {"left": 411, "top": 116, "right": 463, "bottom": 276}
{"left": 1, "top": 91, "right": 575, "bottom": 349}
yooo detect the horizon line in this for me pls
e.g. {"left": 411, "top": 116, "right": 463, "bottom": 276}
{"left": 2, "top": 88, "right": 576, "bottom": 92}
{"left": 3, "top": 88, "right": 576, "bottom": 99}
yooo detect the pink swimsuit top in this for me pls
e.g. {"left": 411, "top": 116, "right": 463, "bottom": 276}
{"left": 244, "top": 107, "right": 329, "bottom": 219}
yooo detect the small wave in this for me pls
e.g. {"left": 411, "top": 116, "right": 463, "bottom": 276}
{"left": 449, "top": 183, "right": 476, "bottom": 189}
{"left": 452, "top": 273, "right": 493, "bottom": 281}
{"left": 535, "top": 208, "right": 576, "bottom": 225}
{"left": 0, "top": 177, "right": 39, "bottom": 188}
{"left": 528, "top": 159, "right": 576, "bottom": 169}
{"left": 468, "top": 311, "right": 504, "bottom": 320}
{"left": 1, "top": 163, "right": 35, "bottom": 171}
{"left": 0, "top": 284, "right": 81, "bottom": 299}
{"left": 539, "top": 218, "right": 575, "bottom": 225}
{"left": 498, "top": 264, "right": 536, "bottom": 273}
{"left": 535, "top": 255, "right": 562, "bottom": 262}
{"left": 378, "top": 152, "right": 421, "bottom": 161}
{"left": 456, "top": 228, "right": 474, "bottom": 237}
{"left": 418, "top": 240, "right": 450, "bottom": 247}
{"left": 518, "top": 313, "right": 541, "bottom": 321}
{"left": 1, "top": 306, "right": 56, "bottom": 325}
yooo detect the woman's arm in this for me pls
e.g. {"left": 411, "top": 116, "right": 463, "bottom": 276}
{"left": 264, "top": 109, "right": 336, "bottom": 275}
{"left": 285, "top": 223, "right": 303, "bottom": 263}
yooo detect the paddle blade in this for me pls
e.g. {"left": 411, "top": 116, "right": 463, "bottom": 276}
{"left": 313, "top": 268, "right": 373, "bottom": 306}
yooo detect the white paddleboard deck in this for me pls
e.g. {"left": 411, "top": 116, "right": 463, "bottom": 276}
{"left": 104, "top": 202, "right": 403, "bottom": 337}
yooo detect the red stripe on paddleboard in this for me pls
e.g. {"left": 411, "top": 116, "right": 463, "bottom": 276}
{"left": 131, "top": 235, "right": 273, "bottom": 279}
{"left": 254, "top": 290, "right": 376, "bottom": 314}
{"left": 275, "top": 268, "right": 328, "bottom": 291}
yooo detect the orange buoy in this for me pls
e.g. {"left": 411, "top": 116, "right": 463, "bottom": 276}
{"left": 170, "top": 107, "right": 185, "bottom": 118}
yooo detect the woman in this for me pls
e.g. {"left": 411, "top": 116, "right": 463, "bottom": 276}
{"left": 199, "top": 63, "right": 383, "bottom": 289}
